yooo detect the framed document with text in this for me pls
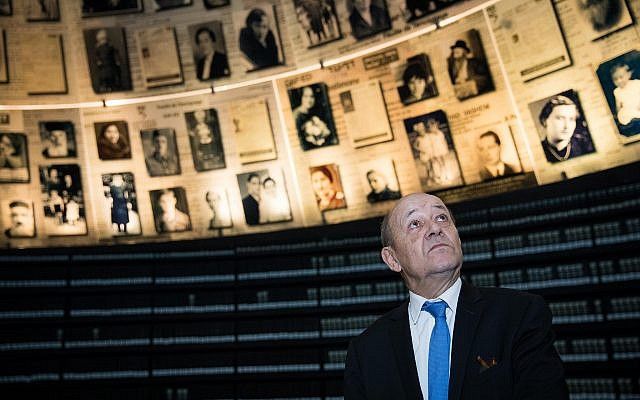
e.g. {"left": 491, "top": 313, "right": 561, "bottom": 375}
{"left": 230, "top": 99, "right": 277, "bottom": 164}
{"left": 22, "top": 33, "right": 67, "bottom": 95}
{"left": 487, "top": 0, "right": 571, "bottom": 82}
{"left": 135, "top": 26, "right": 183, "bottom": 88}
{"left": 340, "top": 80, "right": 393, "bottom": 148}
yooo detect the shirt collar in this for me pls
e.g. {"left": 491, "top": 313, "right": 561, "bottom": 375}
{"left": 408, "top": 276, "right": 462, "bottom": 325}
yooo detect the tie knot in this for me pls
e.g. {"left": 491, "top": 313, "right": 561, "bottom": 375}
{"left": 422, "top": 300, "right": 447, "bottom": 318}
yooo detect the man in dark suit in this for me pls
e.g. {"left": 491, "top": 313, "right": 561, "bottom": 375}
{"left": 344, "top": 193, "right": 568, "bottom": 399}
{"left": 194, "top": 27, "right": 230, "bottom": 81}
{"left": 477, "top": 130, "right": 519, "bottom": 181}
{"left": 348, "top": 0, "right": 391, "bottom": 40}
{"left": 447, "top": 39, "right": 493, "bottom": 99}
{"left": 242, "top": 173, "right": 261, "bottom": 226}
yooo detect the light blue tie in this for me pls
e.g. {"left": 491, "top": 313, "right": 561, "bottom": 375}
{"left": 423, "top": 300, "right": 450, "bottom": 400}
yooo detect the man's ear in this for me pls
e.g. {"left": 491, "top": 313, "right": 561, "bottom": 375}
{"left": 381, "top": 246, "right": 401, "bottom": 273}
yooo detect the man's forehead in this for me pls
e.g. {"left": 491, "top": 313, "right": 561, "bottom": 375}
{"left": 392, "top": 193, "right": 447, "bottom": 221}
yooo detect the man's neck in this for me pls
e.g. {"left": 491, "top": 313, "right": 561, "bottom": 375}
{"left": 409, "top": 270, "right": 460, "bottom": 299}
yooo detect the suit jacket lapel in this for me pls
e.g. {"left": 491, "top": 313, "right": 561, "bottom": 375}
{"left": 388, "top": 301, "right": 423, "bottom": 399}
{"left": 449, "top": 281, "right": 484, "bottom": 400}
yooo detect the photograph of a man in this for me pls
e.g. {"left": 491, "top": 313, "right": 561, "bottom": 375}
{"left": 239, "top": 172, "right": 261, "bottom": 226}
{"left": 237, "top": 5, "right": 283, "bottom": 71}
{"left": 141, "top": 128, "right": 181, "bottom": 177}
{"left": 3, "top": 200, "right": 35, "bottom": 238}
{"left": 205, "top": 189, "right": 232, "bottom": 229}
{"left": 576, "top": 0, "right": 632, "bottom": 40}
{"left": 529, "top": 90, "right": 596, "bottom": 163}
{"left": 446, "top": 29, "right": 494, "bottom": 100}
{"left": 347, "top": 0, "right": 391, "bottom": 40}
{"left": 150, "top": 187, "right": 191, "bottom": 233}
{"left": 294, "top": 0, "right": 341, "bottom": 48}
{"left": 344, "top": 192, "right": 568, "bottom": 398}
{"left": 397, "top": 54, "right": 438, "bottom": 105}
{"left": 83, "top": 27, "right": 132, "bottom": 93}
{"left": 39, "top": 121, "right": 76, "bottom": 158}
{"left": 189, "top": 22, "right": 230, "bottom": 81}
{"left": 359, "top": 158, "right": 401, "bottom": 203}
{"left": 477, "top": 130, "right": 521, "bottom": 181}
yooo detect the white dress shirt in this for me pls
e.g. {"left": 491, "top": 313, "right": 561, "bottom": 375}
{"left": 408, "top": 277, "right": 462, "bottom": 398}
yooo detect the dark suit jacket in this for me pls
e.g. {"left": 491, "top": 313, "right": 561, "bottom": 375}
{"left": 196, "top": 51, "right": 230, "bottom": 80}
{"left": 242, "top": 195, "right": 260, "bottom": 226}
{"left": 344, "top": 281, "right": 568, "bottom": 399}
{"left": 479, "top": 162, "right": 518, "bottom": 181}
{"left": 349, "top": 4, "right": 391, "bottom": 40}
{"left": 447, "top": 57, "right": 493, "bottom": 94}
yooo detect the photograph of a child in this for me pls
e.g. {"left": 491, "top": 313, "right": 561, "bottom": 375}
{"left": 596, "top": 50, "right": 640, "bottom": 141}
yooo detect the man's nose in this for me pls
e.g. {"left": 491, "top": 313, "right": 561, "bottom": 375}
{"left": 425, "top": 220, "right": 443, "bottom": 239}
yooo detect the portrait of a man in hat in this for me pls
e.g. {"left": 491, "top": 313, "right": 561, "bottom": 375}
{"left": 446, "top": 30, "right": 494, "bottom": 100}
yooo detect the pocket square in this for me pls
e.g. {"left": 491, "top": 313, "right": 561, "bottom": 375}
{"left": 476, "top": 355, "right": 498, "bottom": 373}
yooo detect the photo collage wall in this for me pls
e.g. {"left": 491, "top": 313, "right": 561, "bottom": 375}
{"left": 1, "top": 0, "right": 639, "bottom": 247}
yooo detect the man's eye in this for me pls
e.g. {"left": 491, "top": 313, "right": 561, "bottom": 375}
{"left": 435, "top": 214, "right": 449, "bottom": 223}
{"left": 408, "top": 220, "right": 421, "bottom": 229}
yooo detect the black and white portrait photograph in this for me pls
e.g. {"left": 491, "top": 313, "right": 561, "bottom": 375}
{"left": 0, "top": 29, "right": 7, "bottom": 83}
{"left": 204, "top": 0, "right": 229, "bottom": 9}
{"left": 237, "top": 169, "right": 292, "bottom": 226}
{"left": 529, "top": 89, "right": 596, "bottom": 164}
{"left": 82, "top": 0, "right": 143, "bottom": 17}
{"left": 454, "top": 123, "right": 522, "bottom": 185}
{"left": 102, "top": 172, "right": 141, "bottom": 236}
{"left": 404, "top": 110, "right": 464, "bottom": 191}
{"left": 235, "top": 3, "right": 284, "bottom": 71}
{"left": 0, "top": 0, "right": 12, "bottom": 16}
{"left": 445, "top": 29, "right": 494, "bottom": 101}
{"left": 152, "top": 0, "right": 192, "bottom": 11}
{"left": 396, "top": 53, "right": 438, "bottom": 105}
{"left": 359, "top": 158, "right": 401, "bottom": 203}
{"left": 188, "top": 21, "right": 230, "bottom": 81}
{"left": 205, "top": 188, "right": 232, "bottom": 229}
{"left": 294, "top": 0, "right": 341, "bottom": 48}
{"left": 39, "top": 121, "right": 76, "bottom": 158}
{"left": 575, "top": 0, "right": 632, "bottom": 41}
{"left": 84, "top": 27, "right": 132, "bottom": 94}
{"left": 26, "top": 0, "right": 59, "bottom": 21}
{"left": 141, "top": 128, "right": 181, "bottom": 177}
{"left": 94, "top": 120, "right": 131, "bottom": 160}
{"left": 287, "top": 82, "right": 338, "bottom": 151}
{"left": 150, "top": 187, "right": 192, "bottom": 233}
{"left": 309, "top": 164, "right": 346, "bottom": 212}
{"left": 39, "top": 164, "right": 87, "bottom": 236}
{"left": 347, "top": 0, "right": 391, "bottom": 40}
{"left": 596, "top": 50, "right": 640, "bottom": 141}
{"left": 2, "top": 200, "right": 35, "bottom": 238}
{"left": 403, "top": 0, "right": 463, "bottom": 22}
{"left": 0, "top": 132, "right": 29, "bottom": 183}
{"left": 184, "top": 108, "right": 225, "bottom": 171}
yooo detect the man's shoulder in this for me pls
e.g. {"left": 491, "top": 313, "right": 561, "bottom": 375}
{"left": 352, "top": 301, "right": 407, "bottom": 343}
{"left": 473, "top": 284, "right": 545, "bottom": 309}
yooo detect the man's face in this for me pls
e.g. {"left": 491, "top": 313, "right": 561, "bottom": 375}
{"left": 153, "top": 135, "right": 168, "bottom": 155}
{"left": 96, "top": 30, "right": 108, "bottom": 45}
{"left": 10, "top": 205, "right": 33, "bottom": 235}
{"left": 408, "top": 76, "right": 426, "bottom": 99}
{"left": 197, "top": 31, "right": 214, "bottom": 56}
{"left": 159, "top": 192, "right": 176, "bottom": 213}
{"left": 452, "top": 47, "right": 466, "bottom": 59}
{"left": 206, "top": 192, "right": 219, "bottom": 210}
{"left": 353, "top": 0, "right": 371, "bottom": 12}
{"left": 478, "top": 135, "right": 501, "bottom": 165}
{"left": 104, "top": 125, "right": 120, "bottom": 144}
{"left": 50, "top": 130, "right": 66, "bottom": 145}
{"left": 385, "top": 193, "right": 463, "bottom": 289}
{"left": 250, "top": 16, "right": 269, "bottom": 41}
{"left": 247, "top": 176, "right": 261, "bottom": 197}
{"left": 544, "top": 104, "right": 577, "bottom": 147}
{"left": 367, "top": 171, "right": 387, "bottom": 193}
